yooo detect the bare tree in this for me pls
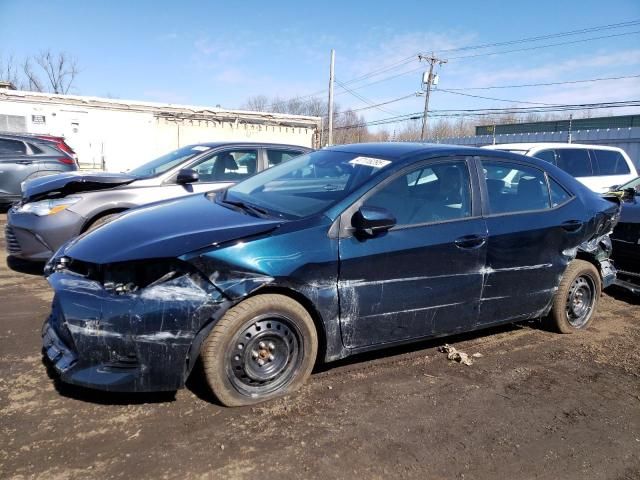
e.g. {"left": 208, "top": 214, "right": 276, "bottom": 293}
{"left": 0, "top": 54, "right": 23, "bottom": 88}
{"left": 22, "top": 50, "right": 79, "bottom": 94}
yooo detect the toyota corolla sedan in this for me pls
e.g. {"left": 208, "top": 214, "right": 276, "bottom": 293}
{"left": 6, "top": 142, "right": 310, "bottom": 262}
{"left": 42, "top": 143, "right": 619, "bottom": 406}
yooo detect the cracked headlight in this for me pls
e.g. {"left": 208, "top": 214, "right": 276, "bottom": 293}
{"left": 17, "top": 197, "right": 81, "bottom": 216}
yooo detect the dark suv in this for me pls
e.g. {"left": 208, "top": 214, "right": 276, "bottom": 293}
{"left": 0, "top": 133, "right": 78, "bottom": 207}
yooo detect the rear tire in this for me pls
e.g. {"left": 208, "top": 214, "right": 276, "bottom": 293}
{"left": 84, "top": 213, "right": 122, "bottom": 232}
{"left": 547, "top": 259, "right": 601, "bottom": 333}
{"left": 201, "top": 294, "right": 317, "bottom": 407}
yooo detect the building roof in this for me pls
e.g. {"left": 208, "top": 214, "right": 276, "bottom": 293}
{"left": 0, "top": 89, "right": 320, "bottom": 128}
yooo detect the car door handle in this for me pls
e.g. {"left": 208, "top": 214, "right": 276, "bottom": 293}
{"left": 455, "top": 235, "right": 487, "bottom": 250}
{"left": 561, "top": 220, "right": 583, "bottom": 232}
{"left": 15, "top": 160, "right": 32, "bottom": 164}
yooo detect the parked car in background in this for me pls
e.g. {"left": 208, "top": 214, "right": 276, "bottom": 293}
{"left": 0, "top": 133, "right": 78, "bottom": 207}
{"left": 41, "top": 143, "right": 619, "bottom": 406}
{"left": 609, "top": 177, "right": 640, "bottom": 293}
{"left": 484, "top": 143, "right": 637, "bottom": 193}
{"left": 5, "top": 142, "right": 310, "bottom": 262}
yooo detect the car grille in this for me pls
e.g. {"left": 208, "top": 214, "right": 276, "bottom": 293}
{"left": 4, "top": 225, "right": 21, "bottom": 255}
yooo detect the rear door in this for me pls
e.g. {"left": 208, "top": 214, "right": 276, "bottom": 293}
{"left": 338, "top": 157, "right": 487, "bottom": 347}
{"left": 0, "top": 138, "right": 36, "bottom": 201}
{"left": 477, "top": 157, "right": 585, "bottom": 325}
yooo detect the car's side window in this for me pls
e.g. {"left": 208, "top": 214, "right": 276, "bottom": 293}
{"left": 482, "top": 161, "right": 551, "bottom": 214}
{"left": 549, "top": 177, "right": 572, "bottom": 207}
{"left": 555, "top": 149, "right": 593, "bottom": 177}
{"left": 0, "top": 138, "right": 27, "bottom": 155}
{"left": 591, "top": 149, "right": 630, "bottom": 176}
{"left": 364, "top": 160, "right": 472, "bottom": 226}
{"left": 191, "top": 149, "right": 259, "bottom": 182}
{"left": 266, "top": 149, "right": 304, "bottom": 168}
{"left": 534, "top": 149, "right": 556, "bottom": 164}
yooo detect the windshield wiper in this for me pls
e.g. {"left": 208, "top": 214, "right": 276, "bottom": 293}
{"left": 221, "top": 199, "right": 271, "bottom": 218}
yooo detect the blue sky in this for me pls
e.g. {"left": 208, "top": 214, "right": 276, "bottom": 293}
{"left": 1, "top": 0, "right": 639, "bottom": 127}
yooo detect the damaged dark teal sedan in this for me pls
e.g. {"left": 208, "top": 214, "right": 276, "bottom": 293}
{"left": 43, "top": 143, "right": 619, "bottom": 406}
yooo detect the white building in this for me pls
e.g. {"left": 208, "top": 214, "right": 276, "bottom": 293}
{"left": 0, "top": 89, "right": 320, "bottom": 171}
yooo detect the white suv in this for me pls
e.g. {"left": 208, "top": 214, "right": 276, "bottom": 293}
{"left": 484, "top": 143, "right": 638, "bottom": 193}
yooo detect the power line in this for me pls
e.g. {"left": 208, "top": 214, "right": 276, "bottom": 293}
{"left": 257, "top": 22, "right": 640, "bottom": 108}
{"left": 335, "top": 79, "right": 401, "bottom": 115}
{"left": 326, "top": 72, "right": 640, "bottom": 119}
{"left": 334, "top": 100, "right": 640, "bottom": 129}
{"left": 437, "top": 88, "right": 557, "bottom": 105}
{"left": 445, "top": 73, "right": 640, "bottom": 91}
{"left": 447, "top": 30, "right": 640, "bottom": 60}
{"left": 341, "top": 29, "right": 640, "bottom": 94}
{"left": 436, "top": 19, "right": 640, "bottom": 54}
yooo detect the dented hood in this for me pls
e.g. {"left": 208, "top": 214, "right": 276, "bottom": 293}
{"left": 22, "top": 171, "right": 138, "bottom": 202}
{"left": 62, "top": 193, "right": 282, "bottom": 264}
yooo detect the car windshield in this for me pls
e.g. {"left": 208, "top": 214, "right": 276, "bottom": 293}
{"left": 224, "top": 149, "right": 394, "bottom": 219}
{"left": 619, "top": 176, "right": 640, "bottom": 191}
{"left": 128, "top": 145, "right": 211, "bottom": 177}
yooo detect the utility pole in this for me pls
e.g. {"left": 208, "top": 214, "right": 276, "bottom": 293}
{"left": 419, "top": 53, "right": 447, "bottom": 141}
{"left": 327, "top": 49, "right": 335, "bottom": 146}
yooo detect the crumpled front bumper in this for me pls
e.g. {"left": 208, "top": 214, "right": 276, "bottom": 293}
{"left": 42, "top": 270, "right": 228, "bottom": 392}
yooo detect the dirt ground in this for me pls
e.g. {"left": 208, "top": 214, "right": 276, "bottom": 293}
{"left": 0, "top": 212, "right": 639, "bottom": 480}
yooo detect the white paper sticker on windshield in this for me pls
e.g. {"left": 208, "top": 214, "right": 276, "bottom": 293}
{"left": 192, "top": 146, "right": 211, "bottom": 152}
{"left": 348, "top": 156, "right": 391, "bottom": 168}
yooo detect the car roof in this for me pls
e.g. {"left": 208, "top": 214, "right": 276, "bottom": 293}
{"left": 485, "top": 142, "right": 624, "bottom": 152}
{"left": 183, "top": 141, "right": 312, "bottom": 149}
{"left": 326, "top": 142, "right": 492, "bottom": 160}
{"left": 0, "top": 132, "right": 58, "bottom": 142}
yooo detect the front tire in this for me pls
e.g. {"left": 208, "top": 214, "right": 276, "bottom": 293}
{"left": 201, "top": 294, "right": 317, "bottom": 407}
{"left": 548, "top": 259, "right": 601, "bottom": 333}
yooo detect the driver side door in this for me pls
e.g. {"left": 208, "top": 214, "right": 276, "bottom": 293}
{"left": 337, "top": 157, "right": 487, "bottom": 349}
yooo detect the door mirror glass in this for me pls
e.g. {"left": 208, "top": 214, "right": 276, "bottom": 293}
{"left": 176, "top": 168, "right": 199, "bottom": 184}
{"left": 352, "top": 206, "right": 396, "bottom": 237}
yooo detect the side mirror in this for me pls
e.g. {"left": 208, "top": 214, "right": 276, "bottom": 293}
{"left": 352, "top": 206, "right": 396, "bottom": 237}
{"left": 622, "top": 187, "right": 637, "bottom": 202}
{"left": 176, "top": 168, "right": 199, "bottom": 184}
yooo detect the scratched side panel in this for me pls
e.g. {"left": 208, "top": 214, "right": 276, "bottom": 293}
{"left": 479, "top": 199, "right": 598, "bottom": 325}
{"left": 184, "top": 218, "right": 345, "bottom": 361}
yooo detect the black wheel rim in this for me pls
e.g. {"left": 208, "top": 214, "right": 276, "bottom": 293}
{"left": 226, "top": 314, "right": 303, "bottom": 397}
{"left": 565, "top": 274, "right": 596, "bottom": 328}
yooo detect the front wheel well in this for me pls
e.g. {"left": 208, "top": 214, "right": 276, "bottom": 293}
{"left": 81, "top": 208, "right": 128, "bottom": 233}
{"left": 246, "top": 286, "right": 329, "bottom": 365}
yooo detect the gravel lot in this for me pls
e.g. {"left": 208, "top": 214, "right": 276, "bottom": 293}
{"left": 1, "top": 212, "right": 639, "bottom": 480}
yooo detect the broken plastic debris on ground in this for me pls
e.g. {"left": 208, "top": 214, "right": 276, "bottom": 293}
{"left": 438, "top": 344, "right": 483, "bottom": 366}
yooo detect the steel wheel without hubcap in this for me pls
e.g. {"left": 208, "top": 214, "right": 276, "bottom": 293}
{"left": 227, "top": 315, "right": 303, "bottom": 396}
{"left": 201, "top": 294, "right": 318, "bottom": 406}
{"left": 547, "top": 259, "right": 601, "bottom": 334}
{"left": 565, "top": 275, "right": 596, "bottom": 328}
